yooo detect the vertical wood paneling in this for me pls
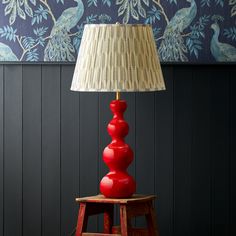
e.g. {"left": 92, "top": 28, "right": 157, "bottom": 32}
{"left": 0, "top": 65, "right": 3, "bottom": 236}
{"left": 174, "top": 66, "right": 192, "bottom": 236}
{"left": 210, "top": 68, "right": 230, "bottom": 236}
{"left": 155, "top": 66, "right": 173, "bottom": 236}
{"left": 79, "top": 92, "right": 99, "bottom": 231}
{"left": 135, "top": 92, "right": 155, "bottom": 194}
{"left": 22, "top": 65, "right": 42, "bottom": 236}
{"left": 135, "top": 92, "right": 155, "bottom": 227}
{"left": 4, "top": 65, "right": 22, "bottom": 236}
{"left": 0, "top": 63, "right": 234, "bottom": 236}
{"left": 79, "top": 92, "right": 99, "bottom": 196}
{"left": 42, "top": 65, "right": 61, "bottom": 236}
{"left": 191, "top": 67, "right": 211, "bottom": 236}
{"left": 230, "top": 68, "right": 236, "bottom": 236}
{"left": 60, "top": 65, "right": 80, "bottom": 236}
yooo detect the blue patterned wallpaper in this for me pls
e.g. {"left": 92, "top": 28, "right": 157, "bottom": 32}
{"left": 0, "top": 0, "right": 236, "bottom": 62}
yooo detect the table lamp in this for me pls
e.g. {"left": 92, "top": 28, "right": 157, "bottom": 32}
{"left": 71, "top": 24, "right": 165, "bottom": 198}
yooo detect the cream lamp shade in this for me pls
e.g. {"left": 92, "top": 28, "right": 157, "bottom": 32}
{"left": 71, "top": 24, "right": 166, "bottom": 92}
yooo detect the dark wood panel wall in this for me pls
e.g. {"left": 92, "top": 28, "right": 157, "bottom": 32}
{"left": 0, "top": 64, "right": 235, "bottom": 236}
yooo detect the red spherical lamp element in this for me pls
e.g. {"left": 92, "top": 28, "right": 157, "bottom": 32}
{"left": 100, "top": 100, "right": 136, "bottom": 198}
{"left": 71, "top": 24, "right": 165, "bottom": 198}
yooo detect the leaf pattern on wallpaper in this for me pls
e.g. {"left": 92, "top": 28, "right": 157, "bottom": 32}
{"left": 224, "top": 27, "right": 236, "bottom": 41}
{"left": 87, "top": 0, "right": 111, "bottom": 7}
{"left": 102, "top": 0, "right": 111, "bottom": 7}
{"left": 31, "top": 5, "right": 48, "bottom": 25}
{"left": 56, "top": 0, "right": 64, "bottom": 4}
{"left": 144, "top": 6, "right": 161, "bottom": 24}
{"left": 229, "top": 0, "right": 236, "bottom": 17}
{"left": 200, "top": 0, "right": 224, "bottom": 7}
{"left": 167, "top": 0, "right": 177, "bottom": 4}
{"left": 116, "top": 0, "right": 149, "bottom": 24}
{"left": 0, "top": 0, "right": 236, "bottom": 62}
{"left": 33, "top": 27, "right": 48, "bottom": 46}
{"left": 2, "top": 0, "right": 36, "bottom": 25}
{"left": 186, "top": 15, "right": 210, "bottom": 58}
{"left": 0, "top": 25, "right": 17, "bottom": 42}
{"left": 87, "top": 0, "right": 97, "bottom": 7}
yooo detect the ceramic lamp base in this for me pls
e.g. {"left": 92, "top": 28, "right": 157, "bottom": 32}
{"left": 100, "top": 99, "right": 136, "bottom": 198}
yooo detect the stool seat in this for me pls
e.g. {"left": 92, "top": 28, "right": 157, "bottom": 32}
{"left": 75, "top": 194, "right": 159, "bottom": 236}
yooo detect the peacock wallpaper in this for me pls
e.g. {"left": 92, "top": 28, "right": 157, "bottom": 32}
{"left": 0, "top": 0, "right": 236, "bottom": 62}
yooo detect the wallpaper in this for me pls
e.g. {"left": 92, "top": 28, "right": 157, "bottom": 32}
{"left": 0, "top": 0, "right": 236, "bottom": 62}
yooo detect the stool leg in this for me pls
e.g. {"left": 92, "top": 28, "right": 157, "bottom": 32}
{"left": 120, "top": 204, "right": 128, "bottom": 236}
{"left": 76, "top": 203, "right": 88, "bottom": 236}
{"left": 146, "top": 202, "right": 159, "bottom": 236}
{"left": 104, "top": 204, "right": 114, "bottom": 233}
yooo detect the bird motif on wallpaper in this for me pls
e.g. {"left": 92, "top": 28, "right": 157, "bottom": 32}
{"left": 210, "top": 23, "right": 236, "bottom": 62}
{"left": 158, "top": 0, "right": 197, "bottom": 62}
{"left": 44, "top": 0, "right": 84, "bottom": 61}
{"left": 0, "top": 42, "right": 18, "bottom": 61}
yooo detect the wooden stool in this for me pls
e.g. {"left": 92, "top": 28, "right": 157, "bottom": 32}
{"left": 75, "top": 194, "right": 159, "bottom": 236}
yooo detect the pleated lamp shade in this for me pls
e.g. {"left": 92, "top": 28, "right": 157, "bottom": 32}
{"left": 71, "top": 24, "right": 165, "bottom": 92}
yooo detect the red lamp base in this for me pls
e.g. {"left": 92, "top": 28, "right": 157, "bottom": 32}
{"left": 100, "top": 99, "right": 136, "bottom": 198}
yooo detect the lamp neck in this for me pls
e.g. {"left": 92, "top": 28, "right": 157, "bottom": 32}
{"left": 116, "top": 91, "right": 121, "bottom": 100}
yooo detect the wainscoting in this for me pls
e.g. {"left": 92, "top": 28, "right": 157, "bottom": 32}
{"left": 0, "top": 64, "right": 235, "bottom": 236}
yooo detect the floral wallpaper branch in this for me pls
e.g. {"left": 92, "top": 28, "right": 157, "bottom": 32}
{"left": 0, "top": 0, "right": 235, "bottom": 62}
